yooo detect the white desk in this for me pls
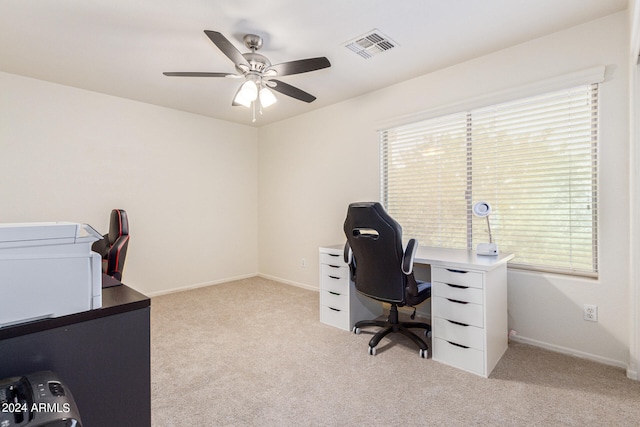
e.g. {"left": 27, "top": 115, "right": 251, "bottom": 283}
{"left": 318, "top": 244, "right": 513, "bottom": 378}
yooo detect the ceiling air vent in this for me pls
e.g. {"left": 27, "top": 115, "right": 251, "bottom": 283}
{"left": 344, "top": 30, "right": 397, "bottom": 59}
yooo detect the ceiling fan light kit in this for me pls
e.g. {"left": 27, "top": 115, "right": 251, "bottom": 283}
{"left": 164, "top": 30, "right": 331, "bottom": 122}
{"left": 259, "top": 87, "right": 277, "bottom": 107}
{"left": 234, "top": 80, "right": 258, "bottom": 107}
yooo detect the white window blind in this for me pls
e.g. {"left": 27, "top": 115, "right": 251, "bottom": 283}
{"left": 380, "top": 84, "right": 598, "bottom": 276}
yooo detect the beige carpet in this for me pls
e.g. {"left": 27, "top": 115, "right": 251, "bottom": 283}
{"left": 150, "top": 276, "right": 640, "bottom": 426}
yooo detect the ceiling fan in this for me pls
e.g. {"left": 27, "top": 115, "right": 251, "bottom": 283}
{"left": 164, "top": 30, "right": 331, "bottom": 121}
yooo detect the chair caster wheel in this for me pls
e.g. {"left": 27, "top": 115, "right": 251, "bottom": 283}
{"left": 419, "top": 349, "right": 427, "bottom": 358}
{"left": 353, "top": 327, "right": 361, "bottom": 335}
{"left": 368, "top": 346, "right": 377, "bottom": 356}
{"left": 425, "top": 330, "right": 432, "bottom": 338}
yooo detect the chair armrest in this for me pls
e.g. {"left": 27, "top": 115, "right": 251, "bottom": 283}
{"left": 343, "top": 242, "right": 352, "bottom": 265}
{"left": 107, "top": 235, "right": 130, "bottom": 281}
{"left": 91, "top": 234, "right": 109, "bottom": 258}
{"left": 402, "top": 238, "right": 418, "bottom": 275}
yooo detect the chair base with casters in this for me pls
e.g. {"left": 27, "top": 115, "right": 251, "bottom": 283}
{"left": 353, "top": 304, "right": 431, "bottom": 358}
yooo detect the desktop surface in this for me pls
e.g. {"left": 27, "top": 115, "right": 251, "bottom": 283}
{"left": 414, "top": 246, "right": 513, "bottom": 270}
{"left": 325, "top": 243, "right": 513, "bottom": 271}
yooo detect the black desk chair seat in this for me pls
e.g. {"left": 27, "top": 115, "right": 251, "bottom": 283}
{"left": 344, "top": 202, "right": 432, "bottom": 357}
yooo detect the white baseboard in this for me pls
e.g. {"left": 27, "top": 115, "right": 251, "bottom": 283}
{"left": 509, "top": 334, "right": 628, "bottom": 370}
{"left": 145, "top": 273, "right": 258, "bottom": 297}
{"left": 257, "top": 273, "right": 318, "bottom": 292}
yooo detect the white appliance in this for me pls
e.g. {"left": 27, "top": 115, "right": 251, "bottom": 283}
{"left": 0, "top": 222, "right": 103, "bottom": 328}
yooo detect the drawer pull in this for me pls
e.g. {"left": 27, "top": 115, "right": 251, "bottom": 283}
{"left": 446, "top": 268, "right": 468, "bottom": 274}
{"left": 328, "top": 275, "right": 341, "bottom": 280}
{"left": 446, "top": 283, "right": 469, "bottom": 289}
{"left": 328, "top": 291, "right": 341, "bottom": 296}
{"left": 447, "top": 319, "right": 469, "bottom": 327}
{"left": 446, "top": 298, "right": 468, "bottom": 304}
{"left": 327, "top": 253, "right": 339, "bottom": 257}
{"left": 447, "top": 341, "right": 470, "bottom": 349}
{"left": 328, "top": 265, "right": 341, "bottom": 269}
{"left": 328, "top": 307, "right": 341, "bottom": 312}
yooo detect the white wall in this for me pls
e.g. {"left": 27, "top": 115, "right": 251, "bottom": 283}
{"left": 0, "top": 72, "right": 259, "bottom": 296}
{"left": 258, "top": 12, "right": 631, "bottom": 366}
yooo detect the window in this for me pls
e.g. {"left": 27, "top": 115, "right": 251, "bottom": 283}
{"left": 380, "top": 84, "right": 598, "bottom": 277}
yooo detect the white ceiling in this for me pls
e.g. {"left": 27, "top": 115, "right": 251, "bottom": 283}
{"left": 0, "top": 0, "right": 628, "bottom": 127}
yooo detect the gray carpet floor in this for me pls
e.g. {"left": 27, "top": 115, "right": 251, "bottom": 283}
{"left": 150, "top": 276, "right": 640, "bottom": 426}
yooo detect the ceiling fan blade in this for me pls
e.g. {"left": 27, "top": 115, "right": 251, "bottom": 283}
{"left": 267, "top": 57, "right": 331, "bottom": 77}
{"left": 204, "top": 30, "right": 250, "bottom": 68}
{"left": 269, "top": 79, "right": 317, "bottom": 103}
{"left": 163, "top": 72, "right": 235, "bottom": 77}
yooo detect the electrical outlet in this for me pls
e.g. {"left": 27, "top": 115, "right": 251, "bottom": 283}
{"left": 583, "top": 304, "right": 598, "bottom": 322}
{"left": 301, "top": 258, "right": 306, "bottom": 268}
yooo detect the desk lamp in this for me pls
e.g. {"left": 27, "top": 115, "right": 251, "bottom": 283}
{"left": 473, "top": 201, "right": 499, "bottom": 256}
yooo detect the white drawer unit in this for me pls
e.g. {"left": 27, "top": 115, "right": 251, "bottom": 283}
{"left": 320, "top": 264, "right": 350, "bottom": 294}
{"left": 431, "top": 265, "right": 508, "bottom": 378}
{"left": 319, "top": 245, "right": 382, "bottom": 331}
{"left": 432, "top": 296, "right": 484, "bottom": 328}
{"left": 319, "top": 244, "right": 512, "bottom": 377}
{"left": 432, "top": 267, "right": 484, "bottom": 288}
{"left": 433, "top": 317, "right": 485, "bottom": 351}
{"left": 433, "top": 337, "right": 485, "bottom": 374}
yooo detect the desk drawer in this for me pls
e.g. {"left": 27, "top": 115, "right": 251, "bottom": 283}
{"left": 432, "top": 267, "right": 483, "bottom": 289}
{"left": 320, "top": 265, "right": 349, "bottom": 294}
{"left": 432, "top": 296, "right": 483, "bottom": 328}
{"left": 320, "top": 252, "right": 346, "bottom": 266}
{"left": 321, "top": 263, "right": 349, "bottom": 280}
{"left": 433, "top": 281, "right": 483, "bottom": 304}
{"left": 433, "top": 337, "right": 484, "bottom": 376}
{"left": 320, "top": 289, "right": 348, "bottom": 311}
{"left": 320, "top": 304, "right": 349, "bottom": 330}
{"left": 433, "top": 316, "right": 484, "bottom": 350}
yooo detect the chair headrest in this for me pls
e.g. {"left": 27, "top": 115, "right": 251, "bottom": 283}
{"left": 108, "top": 209, "right": 129, "bottom": 243}
{"left": 344, "top": 202, "right": 401, "bottom": 242}
{"left": 343, "top": 202, "right": 406, "bottom": 303}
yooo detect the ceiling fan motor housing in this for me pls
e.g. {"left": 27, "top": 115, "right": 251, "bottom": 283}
{"left": 238, "top": 52, "right": 271, "bottom": 74}
{"left": 244, "top": 34, "right": 263, "bottom": 51}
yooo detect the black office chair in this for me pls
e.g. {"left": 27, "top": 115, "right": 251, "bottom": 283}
{"left": 343, "top": 202, "right": 431, "bottom": 357}
{"left": 91, "top": 209, "right": 130, "bottom": 281}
